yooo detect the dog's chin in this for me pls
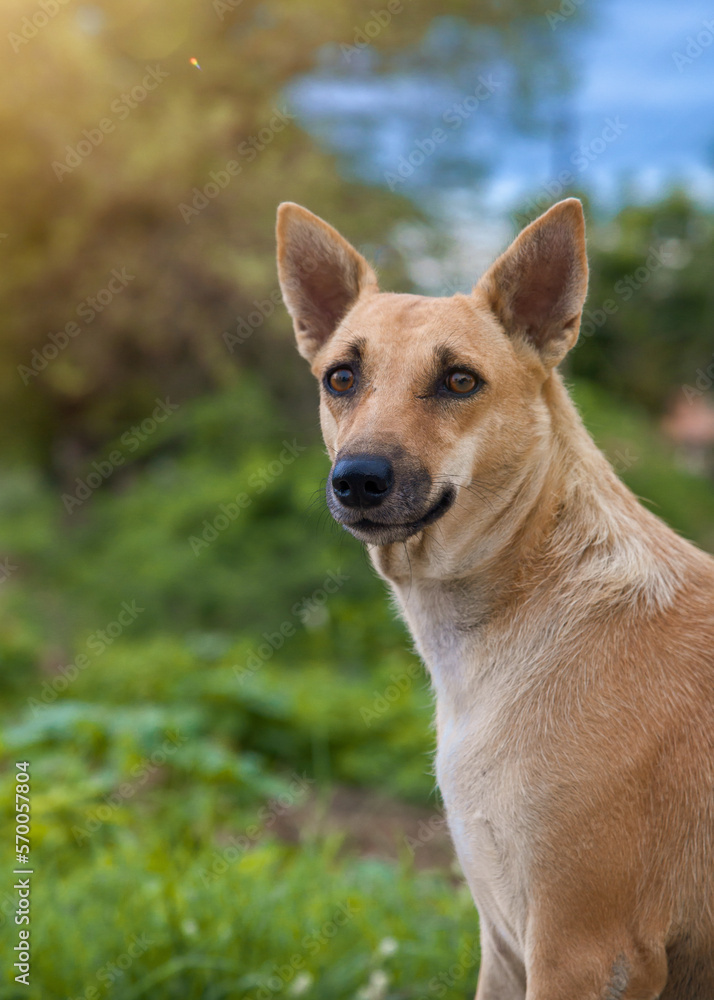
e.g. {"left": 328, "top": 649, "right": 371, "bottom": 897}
{"left": 331, "top": 487, "right": 456, "bottom": 546}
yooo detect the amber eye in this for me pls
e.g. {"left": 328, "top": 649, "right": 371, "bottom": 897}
{"left": 444, "top": 370, "right": 478, "bottom": 395}
{"left": 327, "top": 367, "right": 355, "bottom": 393}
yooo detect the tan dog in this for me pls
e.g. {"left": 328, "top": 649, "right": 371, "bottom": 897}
{"left": 276, "top": 198, "right": 714, "bottom": 999}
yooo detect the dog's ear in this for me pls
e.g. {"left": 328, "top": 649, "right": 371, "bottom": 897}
{"left": 476, "top": 198, "right": 588, "bottom": 367}
{"left": 276, "top": 203, "right": 378, "bottom": 361}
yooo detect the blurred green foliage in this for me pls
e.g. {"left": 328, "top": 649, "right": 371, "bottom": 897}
{"left": 570, "top": 193, "right": 714, "bottom": 414}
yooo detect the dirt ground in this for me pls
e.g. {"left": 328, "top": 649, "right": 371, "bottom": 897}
{"left": 271, "top": 785, "right": 457, "bottom": 872}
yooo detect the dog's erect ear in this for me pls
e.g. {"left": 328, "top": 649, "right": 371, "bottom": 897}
{"left": 276, "top": 203, "right": 378, "bottom": 361}
{"left": 477, "top": 198, "right": 588, "bottom": 367}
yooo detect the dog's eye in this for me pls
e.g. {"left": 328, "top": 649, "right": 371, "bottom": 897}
{"left": 444, "top": 371, "right": 479, "bottom": 395}
{"left": 327, "top": 367, "right": 354, "bottom": 393}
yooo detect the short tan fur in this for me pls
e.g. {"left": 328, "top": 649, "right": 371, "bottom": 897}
{"left": 277, "top": 199, "right": 714, "bottom": 999}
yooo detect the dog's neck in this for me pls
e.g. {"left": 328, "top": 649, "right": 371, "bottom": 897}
{"left": 368, "top": 372, "right": 688, "bottom": 707}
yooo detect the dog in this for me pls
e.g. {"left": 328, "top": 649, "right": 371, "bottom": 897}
{"left": 276, "top": 198, "right": 714, "bottom": 999}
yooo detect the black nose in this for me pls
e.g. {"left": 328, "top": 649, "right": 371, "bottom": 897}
{"left": 331, "top": 455, "right": 394, "bottom": 508}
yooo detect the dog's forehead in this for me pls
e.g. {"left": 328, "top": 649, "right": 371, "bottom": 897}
{"left": 340, "top": 292, "right": 489, "bottom": 355}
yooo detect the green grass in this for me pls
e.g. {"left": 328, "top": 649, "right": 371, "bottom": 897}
{"left": 2, "top": 827, "right": 479, "bottom": 1000}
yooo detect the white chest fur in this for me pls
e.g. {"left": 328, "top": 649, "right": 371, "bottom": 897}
{"left": 393, "top": 580, "right": 534, "bottom": 958}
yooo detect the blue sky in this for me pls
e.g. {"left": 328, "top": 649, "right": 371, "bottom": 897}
{"left": 288, "top": 0, "right": 714, "bottom": 214}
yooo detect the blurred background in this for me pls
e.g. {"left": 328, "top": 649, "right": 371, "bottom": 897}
{"left": 0, "top": 0, "right": 713, "bottom": 996}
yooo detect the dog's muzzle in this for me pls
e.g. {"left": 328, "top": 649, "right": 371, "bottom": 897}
{"left": 327, "top": 449, "right": 455, "bottom": 544}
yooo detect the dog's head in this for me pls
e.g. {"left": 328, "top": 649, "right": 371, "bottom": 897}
{"left": 276, "top": 200, "right": 588, "bottom": 550}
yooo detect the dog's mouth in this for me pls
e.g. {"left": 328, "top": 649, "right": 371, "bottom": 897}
{"left": 335, "top": 487, "right": 456, "bottom": 545}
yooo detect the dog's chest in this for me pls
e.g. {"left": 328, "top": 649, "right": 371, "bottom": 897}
{"left": 436, "top": 691, "right": 532, "bottom": 954}
{"left": 399, "top": 585, "right": 537, "bottom": 952}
